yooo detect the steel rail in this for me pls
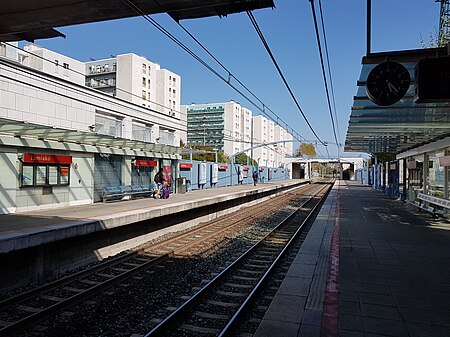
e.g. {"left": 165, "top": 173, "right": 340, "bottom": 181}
{"left": 218, "top": 184, "right": 331, "bottom": 336}
{"left": 0, "top": 183, "right": 314, "bottom": 336}
{"left": 144, "top": 183, "right": 331, "bottom": 337}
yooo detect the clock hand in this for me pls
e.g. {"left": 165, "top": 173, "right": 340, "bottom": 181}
{"left": 387, "top": 81, "right": 399, "bottom": 94}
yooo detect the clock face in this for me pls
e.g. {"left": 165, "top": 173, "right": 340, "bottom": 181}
{"left": 366, "top": 61, "right": 411, "bottom": 106}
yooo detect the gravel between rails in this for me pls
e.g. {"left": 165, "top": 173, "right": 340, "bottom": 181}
{"left": 13, "top": 196, "right": 309, "bottom": 337}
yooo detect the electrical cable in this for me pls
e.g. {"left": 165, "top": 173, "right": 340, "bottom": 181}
{"left": 3, "top": 42, "right": 180, "bottom": 117}
{"left": 0, "top": 60, "right": 187, "bottom": 134}
{"left": 317, "top": 0, "right": 341, "bottom": 149}
{"left": 120, "top": 0, "right": 311, "bottom": 145}
{"left": 309, "top": 0, "right": 340, "bottom": 156}
{"left": 246, "top": 10, "right": 326, "bottom": 146}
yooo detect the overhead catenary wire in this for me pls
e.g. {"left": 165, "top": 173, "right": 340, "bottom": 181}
{"left": 2, "top": 42, "right": 181, "bottom": 118}
{"left": 120, "top": 0, "right": 313, "bottom": 145}
{"left": 246, "top": 10, "right": 326, "bottom": 147}
{"left": 309, "top": 0, "right": 340, "bottom": 157}
{"left": 317, "top": 0, "right": 341, "bottom": 146}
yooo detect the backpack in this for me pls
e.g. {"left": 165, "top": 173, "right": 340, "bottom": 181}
{"left": 253, "top": 172, "right": 258, "bottom": 179}
{"left": 162, "top": 188, "right": 170, "bottom": 199}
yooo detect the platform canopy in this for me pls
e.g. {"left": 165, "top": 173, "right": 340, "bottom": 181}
{"left": 0, "top": 118, "right": 182, "bottom": 158}
{"left": 345, "top": 47, "right": 450, "bottom": 155}
{"left": 0, "top": 0, "right": 274, "bottom": 42}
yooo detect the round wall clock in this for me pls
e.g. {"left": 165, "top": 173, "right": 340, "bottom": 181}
{"left": 366, "top": 61, "right": 411, "bottom": 106}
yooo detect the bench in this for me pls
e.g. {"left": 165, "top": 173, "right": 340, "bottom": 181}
{"left": 415, "top": 193, "right": 450, "bottom": 216}
{"left": 102, "top": 184, "right": 156, "bottom": 202}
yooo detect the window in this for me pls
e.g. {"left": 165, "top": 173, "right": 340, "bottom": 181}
{"left": 173, "top": 77, "right": 176, "bottom": 86}
{"left": 55, "top": 60, "right": 59, "bottom": 73}
{"left": 173, "top": 89, "right": 176, "bottom": 96}
{"left": 142, "top": 77, "right": 146, "bottom": 87}
{"left": 21, "top": 164, "right": 70, "bottom": 187}
{"left": 142, "top": 90, "right": 146, "bottom": 100}
{"left": 95, "top": 113, "right": 122, "bottom": 137}
{"left": 63, "top": 63, "right": 69, "bottom": 69}
{"left": 148, "top": 78, "right": 151, "bottom": 88}
{"left": 143, "top": 64, "right": 147, "bottom": 74}
{"left": 112, "top": 63, "right": 117, "bottom": 71}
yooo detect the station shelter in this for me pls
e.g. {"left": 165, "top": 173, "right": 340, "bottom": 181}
{"left": 345, "top": 46, "right": 450, "bottom": 216}
{"left": 0, "top": 118, "right": 181, "bottom": 213}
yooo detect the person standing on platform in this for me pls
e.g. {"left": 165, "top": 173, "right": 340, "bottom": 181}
{"left": 252, "top": 170, "right": 258, "bottom": 186}
{"left": 153, "top": 167, "right": 164, "bottom": 198}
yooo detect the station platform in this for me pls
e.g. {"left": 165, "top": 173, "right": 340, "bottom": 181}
{"left": 254, "top": 180, "right": 450, "bottom": 337}
{"left": 0, "top": 179, "right": 307, "bottom": 254}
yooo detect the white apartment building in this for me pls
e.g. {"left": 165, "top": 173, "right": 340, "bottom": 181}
{"left": 0, "top": 45, "right": 184, "bottom": 213}
{"left": 184, "top": 101, "right": 292, "bottom": 166}
{"left": 22, "top": 44, "right": 85, "bottom": 86}
{"left": 85, "top": 54, "right": 181, "bottom": 119}
{"left": 184, "top": 101, "right": 249, "bottom": 157}
{"left": 156, "top": 69, "right": 181, "bottom": 116}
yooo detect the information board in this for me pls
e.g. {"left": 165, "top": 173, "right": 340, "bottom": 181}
{"left": 211, "top": 163, "right": 218, "bottom": 184}
{"left": 199, "top": 162, "right": 207, "bottom": 184}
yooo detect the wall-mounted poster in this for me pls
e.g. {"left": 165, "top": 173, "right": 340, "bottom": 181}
{"left": 199, "top": 162, "right": 207, "bottom": 185}
{"left": 36, "top": 166, "right": 47, "bottom": 185}
{"left": 60, "top": 166, "right": 70, "bottom": 185}
{"left": 211, "top": 163, "right": 218, "bottom": 184}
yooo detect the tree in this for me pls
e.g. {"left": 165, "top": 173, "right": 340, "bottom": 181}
{"left": 297, "top": 143, "right": 317, "bottom": 157}
{"left": 234, "top": 153, "right": 257, "bottom": 166}
{"left": 181, "top": 145, "right": 231, "bottom": 163}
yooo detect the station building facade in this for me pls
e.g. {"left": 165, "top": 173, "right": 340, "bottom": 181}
{"left": 0, "top": 45, "right": 184, "bottom": 214}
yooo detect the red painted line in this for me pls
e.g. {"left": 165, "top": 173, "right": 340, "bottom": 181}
{"left": 321, "top": 181, "right": 340, "bottom": 337}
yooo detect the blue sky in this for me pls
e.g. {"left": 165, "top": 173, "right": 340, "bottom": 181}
{"left": 32, "top": 0, "right": 440, "bottom": 158}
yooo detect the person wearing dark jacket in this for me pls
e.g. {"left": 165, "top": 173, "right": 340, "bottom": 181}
{"left": 252, "top": 170, "right": 258, "bottom": 186}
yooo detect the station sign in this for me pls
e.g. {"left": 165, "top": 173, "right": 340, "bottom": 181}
{"left": 415, "top": 57, "right": 450, "bottom": 103}
{"left": 135, "top": 160, "right": 157, "bottom": 167}
{"left": 23, "top": 153, "right": 72, "bottom": 165}
{"left": 180, "top": 163, "right": 193, "bottom": 169}
{"left": 218, "top": 165, "right": 228, "bottom": 171}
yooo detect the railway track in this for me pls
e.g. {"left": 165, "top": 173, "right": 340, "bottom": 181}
{"left": 143, "top": 182, "right": 331, "bottom": 337}
{"left": 0, "top": 182, "right": 323, "bottom": 336}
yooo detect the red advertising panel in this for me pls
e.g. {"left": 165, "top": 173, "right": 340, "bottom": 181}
{"left": 259, "top": 167, "right": 265, "bottom": 172}
{"left": 163, "top": 165, "right": 172, "bottom": 186}
{"left": 439, "top": 156, "right": 450, "bottom": 167}
{"left": 242, "top": 167, "right": 250, "bottom": 171}
{"left": 218, "top": 165, "right": 228, "bottom": 171}
{"left": 135, "top": 160, "right": 157, "bottom": 167}
{"left": 23, "top": 153, "right": 72, "bottom": 165}
{"left": 180, "top": 163, "right": 193, "bottom": 169}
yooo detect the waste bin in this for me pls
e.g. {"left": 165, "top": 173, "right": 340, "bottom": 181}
{"left": 176, "top": 177, "right": 187, "bottom": 194}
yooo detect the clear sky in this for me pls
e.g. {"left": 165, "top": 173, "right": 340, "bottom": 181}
{"left": 30, "top": 0, "right": 441, "bottom": 158}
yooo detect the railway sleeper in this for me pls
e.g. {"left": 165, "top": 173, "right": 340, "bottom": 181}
{"left": 206, "top": 299, "right": 240, "bottom": 308}
{"left": 179, "top": 323, "right": 220, "bottom": 335}
{"left": 39, "top": 295, "right": 65, "bottom": 302}
{"left": 223, "top": 283, "right": 253, "bottom": 289}
{"left": 193, "top": 311, "right": 229, "bottom": 320}
{"left": 215, "top": 290, "right": 247, "bottom": 297}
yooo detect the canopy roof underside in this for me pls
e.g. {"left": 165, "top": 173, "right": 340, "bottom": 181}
{"left": 345, "top": 47, "right": 450, "bottom": 155}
